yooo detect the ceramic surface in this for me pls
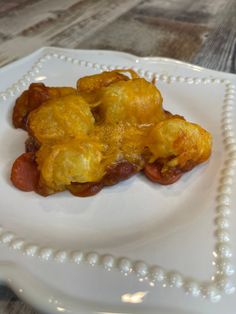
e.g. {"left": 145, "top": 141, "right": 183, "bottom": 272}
{"left": 0, "top": 47, "right": 236, "bottom": 314}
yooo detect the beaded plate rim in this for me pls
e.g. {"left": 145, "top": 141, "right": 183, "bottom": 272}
{"left": 0, "top": 48, "right": 236, "bottom": 302}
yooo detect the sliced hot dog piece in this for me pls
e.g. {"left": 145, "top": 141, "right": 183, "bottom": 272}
{"left": 102, "top": 161, "right": 137, "bottom": 186}
{"left": 68, "top": 161, "right": 137, "bottom": 196}
{"left": 11, "top": 152, "right": 40, "bottom": 191}
{"left": 144, "top": 162, "right": 182, "bottom": 185}
{"left": 68, "top": 182, "right": 104, "bottom": 197}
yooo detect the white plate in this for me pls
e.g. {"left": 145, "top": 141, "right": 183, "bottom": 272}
{"left": 0, "top": 47, "right": 236, "bottom": 314}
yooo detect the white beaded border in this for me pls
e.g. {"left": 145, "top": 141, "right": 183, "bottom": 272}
{"left": 0, "top": 51, "right": 235, "bottom": 302}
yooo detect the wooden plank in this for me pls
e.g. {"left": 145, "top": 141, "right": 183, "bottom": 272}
{"left": 0, "top": 286, "right": 38, "bottom": 314}
{"left": 0, "top": 0, "right": 142, "bottom": 67}
{"left": 0, "top": 0, "right": 81, "bottom": 35}
{"left": 48, "top": 0, "right": 142, "bottom": 47}
{"left": 77, "top": 0, "right": 235, "bottom": 72}
{"left": 192, "top": 0, "right": 236, "bottom": 72}
{"left": 1, "top": 299, "right": 38, "bottom": 314}
{"left": 0, "top": 0, "right": 32, "bottom": 15}
{"left": 77, "top": 1, "right": 210, "bottom": 60}
{"left": 129, "top": 0, "right": 228, "bottom": 26}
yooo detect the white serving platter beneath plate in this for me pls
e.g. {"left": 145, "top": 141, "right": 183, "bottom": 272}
{"left": 0, "top": 47, "right": 236, "bottom": 314}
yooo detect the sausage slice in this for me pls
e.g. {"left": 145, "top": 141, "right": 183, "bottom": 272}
{"left": 11, "top": 152, "right": 39, "bottom": 191}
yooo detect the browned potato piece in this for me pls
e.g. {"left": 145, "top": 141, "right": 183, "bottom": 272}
{"left": 99, "top": 78, "right": 165, "bottom": 125}
{"left": 28, "top": 95, "right": 94, "bottom": 144}
{"left": 77, "top": 70, "right": 131, "bottom": 92}
{"left": 13, "top": 83, "right": 77, "bottom": 130}
{"left": 146, "top": 117, "right": 212, "bottom": 172}
{"left": 77, "top": 69, "right": 138, "bottom": 106}
{"left": 36, "top": 139, "right": 105, "bottom": 192}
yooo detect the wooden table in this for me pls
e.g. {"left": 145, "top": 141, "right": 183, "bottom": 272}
{"left": 0, "top": 0, "right": 235, "bottom": 313}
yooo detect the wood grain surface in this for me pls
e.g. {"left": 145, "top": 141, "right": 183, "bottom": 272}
{"left": 0, "top": 0, "right": 235, "bottom": 72}
{"left": 0, "top": 0, "right": 235, "bottom": 313}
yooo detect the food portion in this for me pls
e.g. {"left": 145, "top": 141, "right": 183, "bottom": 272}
{"left": 28, "top": 95, "right": 95, "bottom": 144}
{"left": 144, "top": 117, "right": 212, "bottom": 184}
{"left": 36, "top": 139, "right": 105, "bottom": 195}
{"left": 13, "top": 83, "right": 77, "bottom": 130}
{"left": 98, "top": 78, "right": 164, "bottom": 125}
{"left": 10, "top": 70, "right": 212, "bottom": 197}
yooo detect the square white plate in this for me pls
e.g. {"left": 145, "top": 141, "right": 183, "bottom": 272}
{"left": 0, "top": 47, "right": 236, "bottom": 314}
